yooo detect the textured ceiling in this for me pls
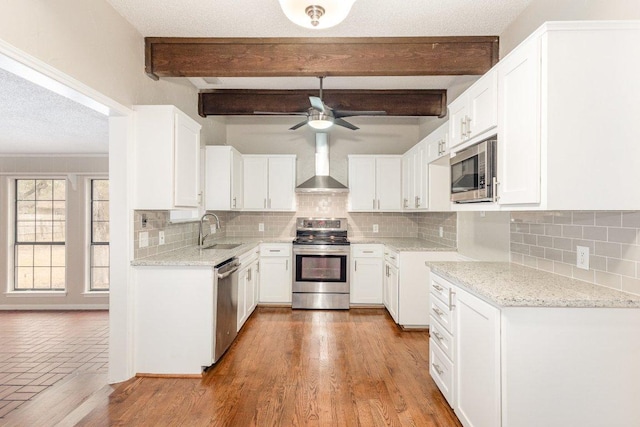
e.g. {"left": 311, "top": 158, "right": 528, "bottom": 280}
{"left": 0, "top": 68, "right": 109, "bottom": 155}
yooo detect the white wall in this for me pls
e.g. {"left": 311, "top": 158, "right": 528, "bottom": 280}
{"left": 500, "top": 0, "right": 640, "bottom": 56}
{"left": 225, "top": 116, "right": 420, "bottom": 186}
{"left": 0, "top": 156, "right": 109, "bottom": 308}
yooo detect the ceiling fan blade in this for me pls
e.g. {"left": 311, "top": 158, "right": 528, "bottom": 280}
{"left": 254, "top": 111, "right": 308, "bottom": 116}
{"left": 309, "top": 96, "right": 326, "bottom": 113}
{"left": 289, "top": 120, "right": 308, "bottom": 131}
{"left": 334, "top": 118, "right": 359, "bottom": 131}
{"left": 334, "top": 110, "right": 387, "bottom": 118}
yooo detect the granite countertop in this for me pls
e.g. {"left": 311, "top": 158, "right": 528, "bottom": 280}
{"left": 349, "top": 237, "right": 456, "bottom": 252}
{"left": 131, "top": 237, "right": 293, "bottom": 267}
{"left": 427, "top": 261, "right": 640, "bottom": 309}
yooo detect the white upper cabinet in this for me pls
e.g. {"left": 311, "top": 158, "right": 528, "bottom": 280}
{"left": 204, "top": 146, "right": 243, "bottom": 211}
{"left": 348, "top": 155, "right": 402, "bottom": 212}
{"left": 448, "top": 69, "right": 497, "bottom": 150}
{"left": 134, "top": 105, "right": 202, "bottom": 210}
{"left": 402, "top": 142, "right": 428, "bottom": 211}
{"left": 425, "top": 121, "right": 450, "bottom": 164}
{"left": 243, "top": 155, "right": 296, "bottom": 211}
{"left": 496, "top": 21, "right": 640, "bottom": 210}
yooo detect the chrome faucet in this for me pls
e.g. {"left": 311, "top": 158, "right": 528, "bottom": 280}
{"left": 198, "top": 212, "right": 221, "bottom": 247}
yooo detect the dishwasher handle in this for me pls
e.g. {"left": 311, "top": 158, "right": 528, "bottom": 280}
{"left": 216, "top": 258, "right": 240, "bottom": 279}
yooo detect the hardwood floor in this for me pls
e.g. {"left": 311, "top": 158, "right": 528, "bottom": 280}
{"left": 76, "top": 307, "right": 461, "bottom": 426}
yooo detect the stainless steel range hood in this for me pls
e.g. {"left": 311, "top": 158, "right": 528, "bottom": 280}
{"left": 296, "top": 133, "right": 348, "bottom": 193}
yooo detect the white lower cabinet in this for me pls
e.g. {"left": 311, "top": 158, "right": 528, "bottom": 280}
{"left": 350, "top": 245, "right": 384, "bottom": 305}
{"left": 258, "top": 243, "right": 292, "bottom": 304}
{"left": 237, "top": 248, "right": 260, "bottom": 331}
{"left": 430, "top": 272, "right": 640, "bottom": 427}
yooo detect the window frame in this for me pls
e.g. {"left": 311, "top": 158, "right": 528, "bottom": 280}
{"left": 86, "top": 176, "right": 110, "bottom": 293}
{"left": 11, "top": 176, "right": 68, "bottom": 293}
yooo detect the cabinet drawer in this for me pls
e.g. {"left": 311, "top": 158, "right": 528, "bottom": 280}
{"left": 430, "top": 295, "right": 453, "bottom": 334}
{"left": 430, "top": 315, "right": 454, "bottom": 361}
{"left": 260, "top": 244, "right": 292, "bottom": 257}
{"left": 430, "top": 273, "right": 453, "bottom": 305}
{"left": 352, "top": 244, "right": 383, "bottom": 258}
{"left": 429, "top": 338, "right": 454, "bottom": 407}
{"left": 384, "top": 248, "right": 399, "bottom": 267}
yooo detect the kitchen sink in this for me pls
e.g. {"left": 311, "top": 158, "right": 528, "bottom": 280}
{"left": 200, "top": 243, "right": 242, "bottom": 250}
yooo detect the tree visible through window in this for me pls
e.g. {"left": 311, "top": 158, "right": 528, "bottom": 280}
{"left": 90, "top": 179, "right": 109, "bottom": 290}
{"left": 14, "top": 179, "right": 66, "bottom": 290}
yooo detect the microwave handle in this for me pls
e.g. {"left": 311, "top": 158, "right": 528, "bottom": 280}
{"left": 492, "top": 177, "right": 500, "bottom": 203}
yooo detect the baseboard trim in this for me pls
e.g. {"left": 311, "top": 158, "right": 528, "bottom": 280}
{"left": 0, "top": 304, "right": 109, "bottom": 310}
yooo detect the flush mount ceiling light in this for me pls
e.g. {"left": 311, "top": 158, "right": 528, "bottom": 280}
{"left": 278, "top": 0, "right": 356, "bottom": 29}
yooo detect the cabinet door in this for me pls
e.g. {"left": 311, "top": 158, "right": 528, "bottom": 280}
{"left": 259, "top": 257, "right": 292, "bottom": 303}
{"left": 243, "top": 157, "right": 269, "bottom": 209}
{"left": 467, "top": 69, "right": 498, "bottom": 138}
{"left": 237, "top": 265, "right": 249, "bottom": 331}
{"left": 231, "top": 149, "right": 243, "bottom": 210}
{"left": 497, "top": 37, "right": 541, "bottom": 205}
{"left": 348, "top": 157, "right": 377, "bottom": 211}
{"left": 351, "top": 257, "right": 383, "bottom": 304}
{"left": 387, "top": 264, "right": 399, "bottom": 323}
{"left": 249, "top": 260, "right": 259, "bottom": 313}
{"left": 382, "top": 262, "right": 391, "bottom": 309}
{"left": 173, "top": 112, "right": 201, "bottom": 207}
{"left": 375, "top": 157, "right": 402, "bottom": 211}
{"left": 414, "top": 144, "right": 428, "bottom": 210}
{"left": 268, "top": 157, "right": 295, "bottom": 210}
{"left": 454, "top": 286, "right": 501, "bottom": 427}
{"left": 448, "top": 96, "right": 468, "bottom": 149}
{"left": 401, "top": 153, "right": 412, "bottom": 210}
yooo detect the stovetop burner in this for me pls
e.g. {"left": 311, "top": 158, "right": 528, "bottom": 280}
{"left": 293, "top": 217, "right": 349, "bottom": 246}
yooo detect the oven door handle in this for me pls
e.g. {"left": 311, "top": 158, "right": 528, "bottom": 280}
{"left": 293, "top": 247, "right": 350, "bottom": 255}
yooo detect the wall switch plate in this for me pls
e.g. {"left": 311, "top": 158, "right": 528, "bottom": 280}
{"left": 577, "top": 246, "right": 590, "bottom": 270}
{"left": 258, "top": 223, "right": 264, "bottom": 232}
{"left": 439, "top": 226, "right": 444, "bottom": 238}
{"left": 373, "top": 224, "right": 379, "bottom": 233}
{"left": 159, "top": 231, "right": 165, "bottom": 245}
{"left": 139, "top": 231, "right": 149, "bottom": 248}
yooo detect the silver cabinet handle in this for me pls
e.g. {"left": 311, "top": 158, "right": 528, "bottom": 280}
{"left": 390, "top": 256, "right": 396, "bottom": 260}
{"left": 433, "top": 284, "right": 444, "bottom": 292}
{"left": 416, "top": 196, "right": 420, "bottom": 208}
{"left": 433, "top": 331, "right": 444, "bottom": 341}
{"left": 268, "top": 198, "right": 272, "bottom": 209}
{"left": 264, "top": 198, "right": 267, "bottom": 208}
{"left": 432, "top": 363, "right": 444, "bottom": 375}
{"left": 433, "top": 307, "right": 444, "bottom": 317}
{"left": 285, "top": 259, "right": 288, "bottom": 270}
{"left": 247, "top": 268, "right": 251, "bottom": 281}
{"left": 363, "top": 250, "right": 374, "bottom": 254}
{"left": 377, "top": 199, "right": 380, "bottom": 210}
{"left": 373, "top": 199, "right": 376, "bottom": 209}
{"left": 449, "top": 289, "right": 456, "bottom": 310}
{"left": 257, "top": 261, "right": 260, "bottom": 273}
{"left": 354, "top": 260, "right": 357, "bottom": 272}
{"left": 403, "top": 198, "right": 408, "bottom": 208}
{"left": 493, "top": 177, "right": 500, "bottom": 203}
{"left": 233, "top": 197, "right": 237, "bottom": 208}
{"left": 466, "top": 115, "right": 472, "bottom": 136}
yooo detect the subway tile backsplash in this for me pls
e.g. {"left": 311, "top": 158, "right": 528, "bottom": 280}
{"left": 510, "top": 211, "right": 640, "bottom": 296}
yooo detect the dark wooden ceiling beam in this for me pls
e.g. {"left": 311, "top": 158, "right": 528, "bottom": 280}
{"left": 145, "top": 36, "right": 499, "bottom": 79}
{"left": 198, "top": 89, "right": 447, "bottom": 117}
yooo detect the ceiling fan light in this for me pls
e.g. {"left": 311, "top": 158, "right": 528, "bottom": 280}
{"left": 278, "top": 0, "right": 356, "bottom": 30}
{"left": 308, "top": 112, "right": 334, "bottom": 129}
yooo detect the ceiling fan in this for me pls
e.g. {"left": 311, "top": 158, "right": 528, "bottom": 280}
{"left": 255, "top": 77, "right": 386, "bottom": 131}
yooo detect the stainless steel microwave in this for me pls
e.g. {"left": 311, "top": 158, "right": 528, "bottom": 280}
{"left": 450, "top": 137, "right": 497, "bottom": 203}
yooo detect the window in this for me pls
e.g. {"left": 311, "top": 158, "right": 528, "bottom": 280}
{"left": 14, "top": 179, "right": 66, "bottom": 290}
{"left": 90, "top": 179, "right": 109, "bottom": 291}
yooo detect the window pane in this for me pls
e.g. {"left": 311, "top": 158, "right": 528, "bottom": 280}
{"left": 51, "top": 245, "right": 65, "bottom": 266}
{"left": 16, "top": 246, "right": 34, "bottom": 266}
{"left": 51, "top": 268, "right": 65, "bottom": 289}
{"left": 92, "top": 201, "right": 109, "bottom": 222}
{"left": 93, "top": 222, "right": 110, "bottom": 243}
{"left": 53, "top": 179, "right": 66, "bottom": 200}
{"left": 33, "top": 245, "right": 51, "bottom": 266}
{"left": 33, "top": 267, "right": 51, "bottom": 289}
{"left": 35, "top": 180, "right": 53, "bottom": 200}
{"left": 93, "top": 180, "right": 109, "bottom": 200}
{"left": 17, "top": 201, "right": 35, "bottom": 218}
{"left": 17, "top": 222, "right": 35, "bottom": 242}
{"left": 52, "top": 221, "right": 65, "bottom": 242}
{"left": 91, "top": 268, "right": 109, "bottom": 290}
{"left": 15, "top": 267, "right": 33, "bottom": 289}
{"left": 17, "top": 180, "right": 36, "bottom": 200}
{"left": 35, "top": 221, "right": 53, "bottom": 242}
{"left": 35, "top": 201, "right": 53, "bottom": 221}
{"left": 53, "top": 201, "right": 65, "bottom": 220}
{"left": 92, "top": 245, "right": 109, "bottom": 267}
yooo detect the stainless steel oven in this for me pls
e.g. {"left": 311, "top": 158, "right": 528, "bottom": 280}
{"left": 450, "top": 137, "right": 497, "bottom": 203}
{"left": 292, "top": 218, "right": 350, "bottom": 310}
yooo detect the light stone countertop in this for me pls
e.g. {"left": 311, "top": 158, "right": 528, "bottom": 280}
{"left": 427, "top": 261, "right": 640, "bottom": 309}
{"left": 349, "top": 237, "right": 456, "bottom": 252}
{"left": 131, "top": 238, "right": 293, "bottom": 267}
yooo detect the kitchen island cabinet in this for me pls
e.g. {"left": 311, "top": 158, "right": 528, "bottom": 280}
{"left": 428, "top": 263, "right": 640, "bottom": 427}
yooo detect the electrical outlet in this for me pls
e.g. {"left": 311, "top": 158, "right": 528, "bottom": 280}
{"left": 439, "top": 226, "right": 444, "bottom": 238}
{"left": 480, "top": 211, "right": 486, "bottom": 218}
{"left": 373, "top": 224, "right": 379, "bottom": 233}
{"left": 159, "top": 231, "right": 165, "bottom": 245}
{"left": 577, "top": 246, "right": 590, "bottom": 270}
{"left": 259, "top": 223, "right": 264, "bottom": 232}
{"left": 139, "top": 231, "right": 149, "bottom": 248}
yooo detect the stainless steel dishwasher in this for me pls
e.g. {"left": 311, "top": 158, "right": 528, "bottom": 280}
{"left": 214, "top": 257, "right": 240, "bottom": 363}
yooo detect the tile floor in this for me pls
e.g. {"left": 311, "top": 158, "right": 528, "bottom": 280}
{"left": 0, "top": 311, "right": 108, "bottom": 419}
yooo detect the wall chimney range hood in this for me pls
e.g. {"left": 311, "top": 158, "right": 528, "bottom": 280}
{"left": 296, "top": 133, "right": 348, "bottom": 193}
